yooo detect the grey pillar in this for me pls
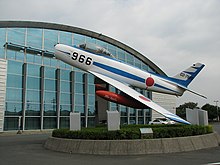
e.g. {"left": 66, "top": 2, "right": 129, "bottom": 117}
{"left": 56, "top": 69, "right": 60, "bottom": 129}
{"left": 70, "top": 71, "right": 75, "bottom": 113}
{"left": 22, "top": 63, "right": 27, "bottom": 131}
{"left": 40, "top": 66, "right": 44, "bottom": 130}
{"left": 84, "top": 73, "right": 88, "bottom": 128}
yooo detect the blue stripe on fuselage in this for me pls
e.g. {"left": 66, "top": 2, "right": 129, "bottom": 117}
{"left": 93, "top": 61, "right": 145, "bottom": 83}
{"left": 154, "top": 83, "right": 179, "bottom": 94}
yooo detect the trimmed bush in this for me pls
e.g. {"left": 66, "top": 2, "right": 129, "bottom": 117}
{"left": 52, "top": 124, "right": 213, "bottom": 140}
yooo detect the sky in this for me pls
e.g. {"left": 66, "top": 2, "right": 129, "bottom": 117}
{"left": 0, "top": 0, "right": 219, "bottom": 107}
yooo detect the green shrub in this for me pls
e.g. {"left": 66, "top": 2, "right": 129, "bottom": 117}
{"left": 52, "top": 125, "right": 213, "bottom": 140}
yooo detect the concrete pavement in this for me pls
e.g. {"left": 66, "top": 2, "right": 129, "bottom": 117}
{"left": 0, "top": 124, "right": 220, "bottom": 165}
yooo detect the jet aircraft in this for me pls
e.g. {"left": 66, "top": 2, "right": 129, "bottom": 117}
{"left": 54, "top": 43, "right": 206, "bottom": 125}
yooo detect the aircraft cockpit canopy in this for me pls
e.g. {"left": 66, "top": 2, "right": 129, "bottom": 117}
{"left": 79, "top": 43, "right": 114, "bottom": 58}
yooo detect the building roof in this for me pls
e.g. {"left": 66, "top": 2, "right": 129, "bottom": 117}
{"left": 0, "top": 20, "right": 166, "bottom": 76}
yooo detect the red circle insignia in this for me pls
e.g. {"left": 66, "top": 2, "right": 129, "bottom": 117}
{"left": 146, "top": 77, "right": 154, "bottom": 87}
{"left": 139, "top": 96, "right": 150, "bottom": 102}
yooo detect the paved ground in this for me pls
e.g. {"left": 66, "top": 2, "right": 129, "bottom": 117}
{"left": 0, "top": 124, "right": 220, "bottom": 165}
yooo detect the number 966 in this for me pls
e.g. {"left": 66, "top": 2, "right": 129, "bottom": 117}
{"left": 71, "top": 52, "right": 92, "bottom": 65}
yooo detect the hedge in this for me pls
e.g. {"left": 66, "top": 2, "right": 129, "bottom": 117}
{"left": 52, "top": 125, "right": 213, "bottom": 140}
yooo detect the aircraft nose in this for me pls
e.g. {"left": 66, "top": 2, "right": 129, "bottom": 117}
{"left": 54, "top": 43, "right": 61, "bottom": 50}
{"left": 54, "top": 44, "right": 63, "bottom": 59}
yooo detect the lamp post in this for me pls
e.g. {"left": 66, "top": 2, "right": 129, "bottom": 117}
{"left": 214, "top": 100, "right": 219, "bottom": 122}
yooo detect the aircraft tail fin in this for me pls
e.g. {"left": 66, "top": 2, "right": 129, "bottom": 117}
{"left": 172, "top": 63, "right": 205, "bottom": 87}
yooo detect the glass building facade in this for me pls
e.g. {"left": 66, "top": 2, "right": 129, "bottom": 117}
{"left": 0, "top": 21, "right": 167, "bottom": 131}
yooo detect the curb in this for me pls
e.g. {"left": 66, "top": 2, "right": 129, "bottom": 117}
{"left": 44, "top": 132, "right": 220, "bottom": 155}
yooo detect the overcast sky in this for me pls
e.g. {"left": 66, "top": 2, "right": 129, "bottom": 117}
{"left": 0, "top": 0, "right": 220, "bottom": 107}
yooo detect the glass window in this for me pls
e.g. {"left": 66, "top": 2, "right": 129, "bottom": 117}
{"left": 27, "top": 64, "right": 41, "bottom": 77}
{"left": 7, "top": 74, "right": 23, "bottom": 88}
{"left": 44, "top": 67, "right": 56, "bottom": 79}
{"left": 44, "top": 91, "right": 56, "bottom": 103}
{"left": 6, "top": 88, "right": 22, "bottom": 102}
{"left": 26, "top": 53, "right": 34, "bottom": 63}
{"left": 7, "top": 28, "right": 25, "bottom": 45}
{"left": 88, "top": 106, "right": 95, "bottom": 116}
{"left": 108, "top": 44, "right": 117, "bottom": 56}
{"left": 0, "top": 28, "right": 6, "bottom": 43}
{"left": 27, "top": 77, "right": 40, "bottom": 90}
{"left": 88, "top": 95, "right": 95, "bottom": 105}
{"left": 4, "top": 117, "right": 19, "bottom": 131}
{"left": 26, "top": 103, "right": 40, "bottom": 116}
{"left": 75, "top": 72, "right": 84, "bottom": 82}
{"left": 26, "top": 90, "right": 40, "bottom": 103}
{"left": 74, "top": 105, "right": 84, "bottom": 115}
{"left": 118, "top": 50, "right": 125, "bottom": 60}
{"left": 86, "top": 36, "right": 96, "bottom": 44}
{"left": 121, "top": 117, "right": 128, "bottom": 125}
{"left": 59, "top": 61, "right": 66, "bottom": 69}
{"left": 129, "top": 117, "right": 136, "bottom": 125}
{"left": 88, "top": 74, "right": 94, "bottom": 84}
{"left": 25, "top": 117, "right": 40, "bottom": 130}
{"left": 7, "top": 50, "right": 16, "bottom": 60}
{"left": 88, "top": 117, "right": 95, "bottom": 127}
{"left": 16, "top": 50, "right": 25, "bottom": 62}
{"left": 44, "top": 79, "right": 56, "bottom": 91}
{"left": 135, "top": 62, "right": 141, "bottom": 69}
{"left": 27, "top": 28, "right": 42, "bottom": 49}
{"left": 138, "top": 117, "right": 144, "bottom": 124}
{"left": 0, "top": 28, "right": 6, "bottom": 59}
{"left": 129, "top": 108, "right": 136, "bottom": 116}
{"left": 50, "top": 58, "right": 57, "bottom": 67}
{"left": 5, "top": 102, "right": 22, "bottom": 116}
{"left": 60, "top": 81, "right": 70, "bottom": 93}
{"left": 7, "top": 60, "right": 23, "bottom": 75}
{"left": 73, "top": 33, "right": 85, "bottom": 45}
{"left": 60, "top": 31, "right": 72, "bottom": 45}
{"left": 44, "top": 29, "right": 58, "bottom": 52}
{"left": 44, "top": 104, "right": 56, "bottom": 116}
{"left": 88, "top": 85, "right": 95, "bottom": 94}
{"left": 75, "top": 94, "right": 84, "bottom": 105}
{"left": 60, "top": 70, "right": 70, "bottom": 81}
{"left": 34, "top": 55, "right": 42, "bottom": 64}
{"left": 0, "top": 48, "right": 5, "bottom": 59}
{"left": 60, "top": 105, "right": 71, "bottom": 116}
{"left": 60, "top": 117, "right": 69, "bottom": 128}
{"left": 43, "top": 117, "right": 56, "bottom": 129}
{"left": 134, "top": 57, "right": 141, "bottom": 69}
{"left": 96, "top": 40, "right": 107, "bottom": 49}
{"left": 43, "top": 57, "right": 50, "bottom": 66}
{"left": 142, "top": 63, "right": 149, "bottom": 71}
{"left": 60, "top": 93, "right": 71, "bottom": 104}
{"left": 138, "top": 110, "right": 144, "bottom": 116}
{"left": 75, "top": 83, "right": 84, "bottom": 93}
{"left": 120, "top": 106, "right": 127, "bottom": 116}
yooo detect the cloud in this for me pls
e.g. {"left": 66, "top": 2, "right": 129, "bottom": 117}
{"left": 0, "top": 0, "right": 220, "bottom": 106}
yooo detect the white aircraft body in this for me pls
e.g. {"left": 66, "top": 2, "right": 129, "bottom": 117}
{"left": 54, "top": 43, "right": 206, "bottom": 125}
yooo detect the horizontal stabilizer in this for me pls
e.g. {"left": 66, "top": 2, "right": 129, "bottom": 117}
{"left": 186, "top": 89, "right": 207, "bottom": 99}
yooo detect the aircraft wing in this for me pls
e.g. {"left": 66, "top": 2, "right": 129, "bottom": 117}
{"left": 89, "top": 71, "right": 190, "bottom": 125}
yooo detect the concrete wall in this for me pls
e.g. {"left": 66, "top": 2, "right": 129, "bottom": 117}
{"left": 186, "top": 108, "right": 208, "bottom": 125}
{"left": 0, "top": 59, "right": 7, "bottom": 132}
{"left": 44, "top": 132, "right": 220, "bottom": 155}
{"left": 151, "top": 92, "right": 176, "bottom": 120}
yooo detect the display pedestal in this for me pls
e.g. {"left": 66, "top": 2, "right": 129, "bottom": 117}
{"left": 186, "top": 108, "right": 208, "bottom": 126}
{"left": 70, "top": 112, "right": 81, "bottom": 131}
{"left": 107, "top": 111, "right": 120, "bottom": 131}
